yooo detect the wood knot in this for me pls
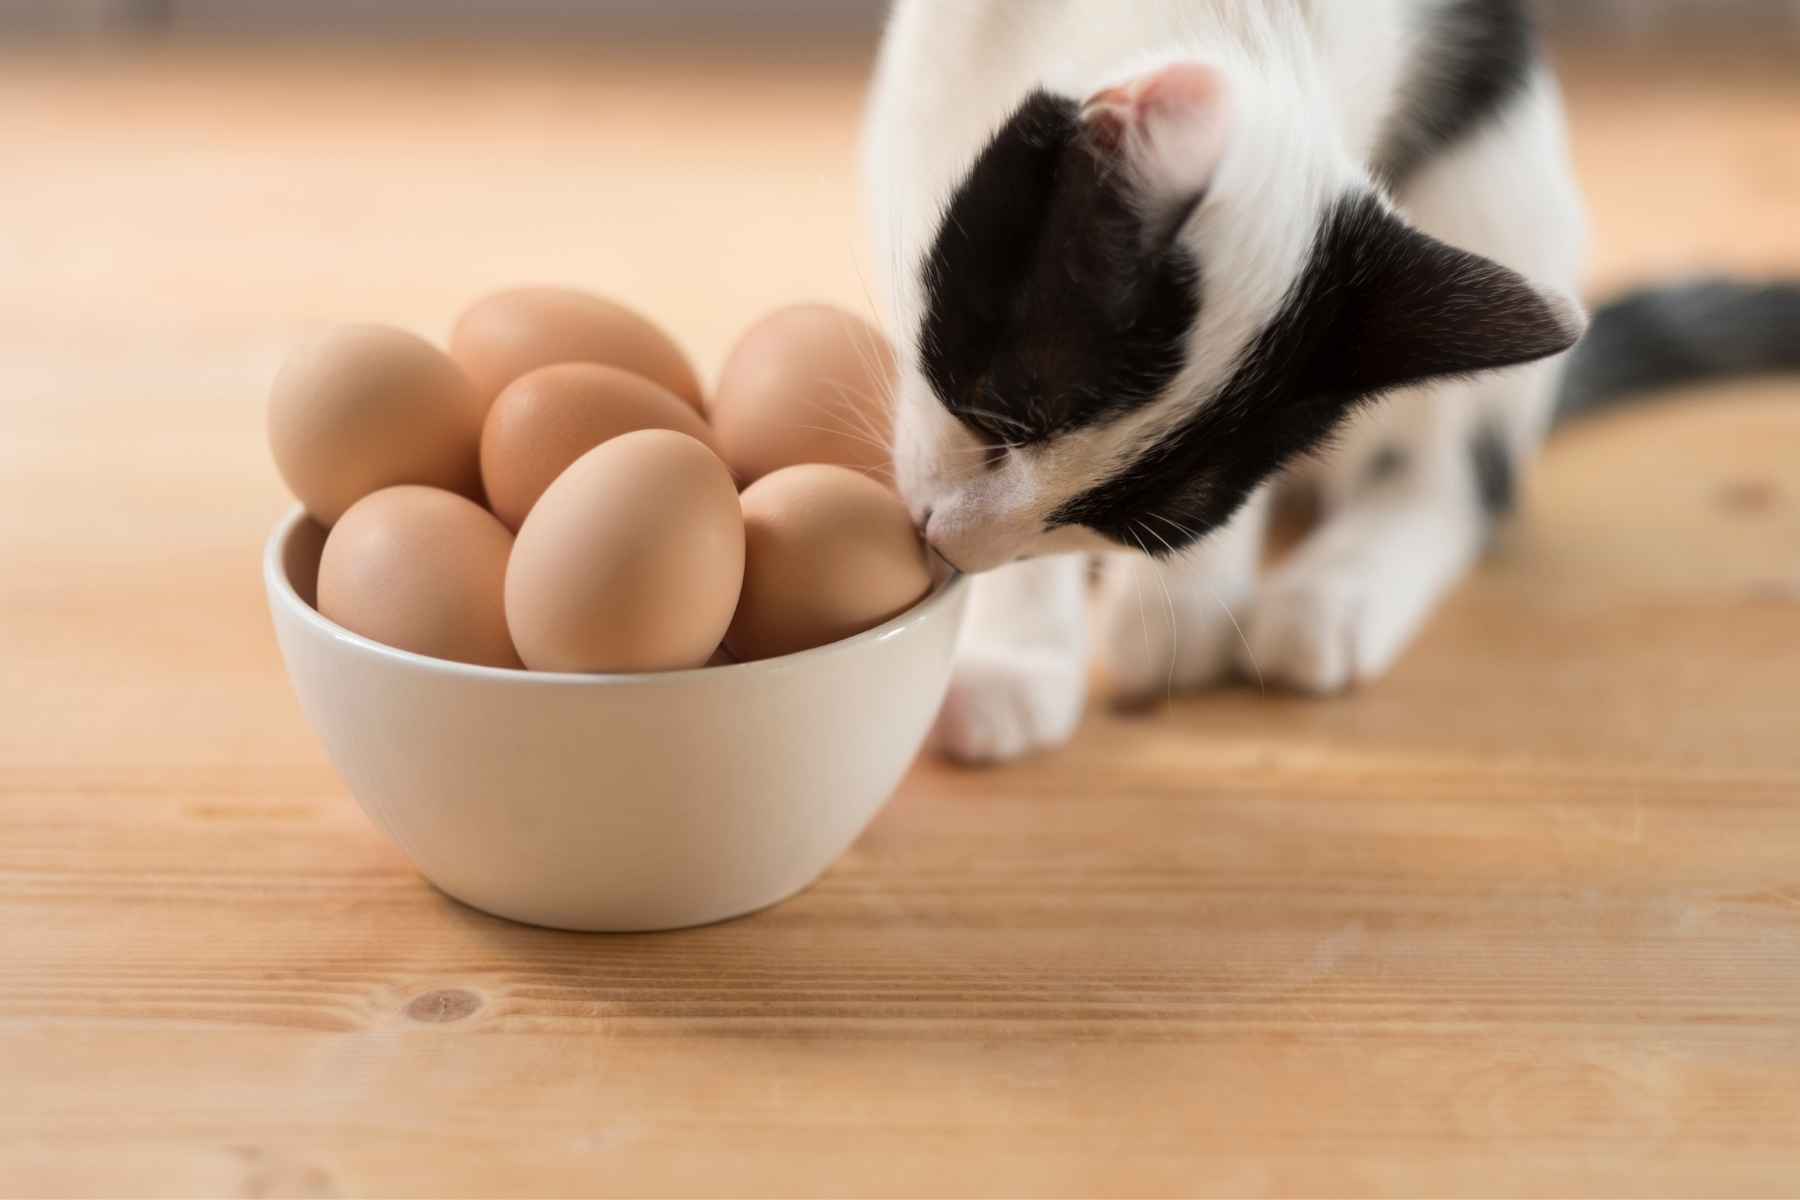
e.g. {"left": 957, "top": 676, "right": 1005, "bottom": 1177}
{"left": 231, "top": 1146, "right": 341, "bottom": 1198}
{"left": 1750, "top": 576, "right": 1800, "bottom": 603}
{"left": 405, "top": 987, "right": 481, "bottom": 1023}
{"left": 1716, "top": 479, "right": 1780, "bottom": 515}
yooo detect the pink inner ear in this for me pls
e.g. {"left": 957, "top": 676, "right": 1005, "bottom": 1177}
{"left": 1082, "top": 63, "right": 1230, "bottom": 194}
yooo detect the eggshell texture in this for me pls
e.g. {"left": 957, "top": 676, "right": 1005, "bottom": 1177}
{"left": 268, "top": 324, "right": 486, "bottom": 526}
{"left": 506, "top": 429, "right": 744, "bottom": 673}
{"left": 316, "top": 486, "right": 522, "bottom": 669}
{"left": 480, "top": 363, "right": 717, "bottom": 532}
{"left": 708, "top": 304, "right": 897, "bottom": 486}
{"left": 451, "top": 287, "right": 702, "bottom": 410}
{"left": 726, "top": 464, "right": 930, "bottom": 661}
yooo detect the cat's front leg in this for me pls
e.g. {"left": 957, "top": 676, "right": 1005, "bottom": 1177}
{"left": 1094, "top": 485, "right": 1270, "bottom": 707}
{"left": 933, "top": 554, "right": 1090, "bottom": 765}
{"left": 1243, "top": 477, "right": 1485, "bottom": 694}
{"left": 1240, "top": 385, "right": 1515, "bottom": 694}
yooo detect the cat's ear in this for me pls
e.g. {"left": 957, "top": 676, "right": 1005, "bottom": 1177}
{"left": 1081, "top": 63, "right": 1229, "bottom": 244}
{"left": 1308, "top": 198, "right": 1588, "bottom": 397}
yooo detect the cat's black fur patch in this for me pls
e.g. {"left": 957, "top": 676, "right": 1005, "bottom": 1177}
{"left": 1049, "top": 191, "right": 1580, "bottom": 552}
{"left": 1376, "top": 0, "right": 1537, "bottom": 188}
{"left": 917, "top": 91, "right": 1202, "bottom": 448}
{"left": 1469, "top": 423, "right": 1516, "bottom": 517}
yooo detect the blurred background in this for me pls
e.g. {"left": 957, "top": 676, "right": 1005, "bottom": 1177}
{"left": 10, "top": 0, "right": 1800, "bottom": 39}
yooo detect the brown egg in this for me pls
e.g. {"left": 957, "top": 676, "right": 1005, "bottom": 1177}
{"left": 451, "top": 286, "right": 702, "bottom": 410}
{"left": 480, "top": 363, "right": 717, "bottom": 532}
{"left": 708, "top": 304, "right": 897, "bottom": 486}
{"left": 317, "top": 486, "right": 522, "bottom": 669}
{"left": 726, "top": 464, "right": 931, "bottom": 661}
{"left": 506, "top": 430, "right": 744, "bottom": 673}
{"left": 268, "top": 324, "right": 486, "bottom": 526}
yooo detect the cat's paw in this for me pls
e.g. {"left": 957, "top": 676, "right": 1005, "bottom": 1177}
{"left": 1238, "top": 566, "right": 1406, "bottom": 695}
{"left": 932, "top": 649, "right": 1087, "bottom": 765}
{"left": 1095, "top": 556, "right": 1246, "bottom": 708}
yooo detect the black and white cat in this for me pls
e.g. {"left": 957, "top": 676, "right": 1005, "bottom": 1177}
{"left": 861, "top": 0, "right": 1797, "bottom": 764}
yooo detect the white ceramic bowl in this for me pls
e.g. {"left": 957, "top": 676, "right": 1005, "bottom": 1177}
{"left": 264, "top": 508, "right": 966, "bottom": 931}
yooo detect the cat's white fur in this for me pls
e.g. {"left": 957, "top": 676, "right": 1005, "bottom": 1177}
{"left": 862, "top": 0, "right": 1588, "bottom": 763}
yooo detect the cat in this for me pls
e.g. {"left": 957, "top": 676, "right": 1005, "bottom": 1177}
{"left": 860, "top": 0, "right": 1800, "bottom": 764}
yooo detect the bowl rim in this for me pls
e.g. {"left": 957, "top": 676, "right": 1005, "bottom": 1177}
{"left": 265, "top": 505, "right": 966, "bottom": 688}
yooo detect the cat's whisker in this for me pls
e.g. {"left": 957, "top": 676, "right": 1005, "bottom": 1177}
{"left": 1210, "top": 583, "right": 1262, "bottom": 693}
{"left": 1142, "top": 511, "right": 1263, "bottom": 690}
{"left": 775, "top": 386, "right": 891, "bottom": 443}
{"left": 788, "top": 380, "right": 890, "bottom": 445}
{"left": 787, "top": 423, "right": 896, "bottom": 457}
{"left": 831, "top": 308, "right": 898, "bottom": 419}
{"left": 1125, "top": 529, "right": 1153, "bottom": 674}
{"left": 799, "top": 396, "right": 991, "bottom": 460}
{"left": 835, "top": 216, "right": 906, "bottom": 485}
{"left": 839, "top": 182, "right": 905, "bottom": 411}
{"left": 1145, "top": 510, "right": 1202, "bottom": 547}
{"left": 814, "top": 380, "right": 895, "bottom": 448}
{"left": 953, "top": 405, "right": 1037, "bottom": 439}
{"left": 810, "top": 373, "right": 886, "bottom": 415}
{"left": 926, "top": 443, "right": 1013, "bottom": 459}
{"left": 1132, "top": 520, "right": 1183, "bottom": 701}
{"left": 851, "top": 325, "right": 899, "bottom": 415}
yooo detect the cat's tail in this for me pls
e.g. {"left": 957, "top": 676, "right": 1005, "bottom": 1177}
{"left": 1554, "top": 278, "right": 1800, "bottom": 426}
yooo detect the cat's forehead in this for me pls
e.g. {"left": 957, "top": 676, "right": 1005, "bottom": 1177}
{"left": 915, "top": 90, "right": 1202, "bottom": 446}
{"left": 920, "top": 91, "right": 1086, "bottom": 321}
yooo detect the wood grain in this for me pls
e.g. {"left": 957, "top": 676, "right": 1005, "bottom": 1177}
{"left": 2, "top": 42, "right": 1799, "bottom": 1199}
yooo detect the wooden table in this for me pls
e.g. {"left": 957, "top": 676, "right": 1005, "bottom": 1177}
{"left": 4, "top": 42, "right": 1799, "bottom": 1198}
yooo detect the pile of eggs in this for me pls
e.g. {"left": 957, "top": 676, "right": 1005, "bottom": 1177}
{"left": 268, "top": 287, "right": 930, "bottom": 673}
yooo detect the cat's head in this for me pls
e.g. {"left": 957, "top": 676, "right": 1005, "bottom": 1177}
{"left": 890, "top": 62, "right": 1584, "bottom": 572}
